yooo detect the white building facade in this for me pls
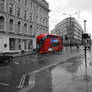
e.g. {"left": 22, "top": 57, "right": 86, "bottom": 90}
{"left": 51, "top": 17, "right": 83, "bottom": 46}
{"left": 0, "top": 0, "right": 50, "bottom": 53}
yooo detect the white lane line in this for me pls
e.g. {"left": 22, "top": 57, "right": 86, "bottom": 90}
{"left": 17, "top": 75, "right": 26, "bottom": 88}
{"left": 33, "top": 64, "right": 53, "bottom": 73}
{"left": 0, "top": 66, "right": 9, "bottom": 70}
{"left": 33, "top": 60, "right": 65, "bottom": 74}
{"left": 14, "top": 62, "right": 20, "bottom": 64}
{"left": 17, "top": 72, "right": 36, "bottom": 89}
{"left": 0, "top": 83, "right": 10, "bottom": 86}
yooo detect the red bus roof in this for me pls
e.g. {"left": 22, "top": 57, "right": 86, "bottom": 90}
{"left": 37, "top": 33, "right": 61, "bottom": 39}
{"left": 36, "top": 33, "right": 61, "bottom": 43}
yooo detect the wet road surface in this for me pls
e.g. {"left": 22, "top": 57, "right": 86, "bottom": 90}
{"left": 51, "top": 52, "right": 92, "bottom": 92}
{"left": 0, "top": 49, "right": 92, "bottom": 92}
{"left": 19, "top": 51, "right": 92, "bottom": 92}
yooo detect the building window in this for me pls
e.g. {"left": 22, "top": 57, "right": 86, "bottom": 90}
{"left": 30, "top": 25, "right": 32, "bottom": 34}
{"left": 36, "top": 16, "right": 38, "bottom": 23}
{"left": 18, "top": 39, "right": 21, "bottom": 50}
{"left": 30, "top": 2, "right": 32, "bottom": 9}
{"left": 40, "top": 8, "right": 42, "bottom": 13}
{"left": 36, "top": 5, "right": 38, "bottom": 12}
{"left": 29, "top": 13, "right": 32, "bottom": 22}
{"left": 46, "top": 19, "right": 48, "bottom": 26}
{"left": 0, "top": 16, "right": 4, "bottom": 30}
{"left": 9, "top": 38, "right": 16, "bottom": 50}
{"left": 9, "top": 19, "right": 13, "bottom": 32}
{"left": 9, "top": 3, "right": 14, "bottom": 15}
{"left": 0, "top": 0, "right": 4, "bottom": 11}
{"left": 23, "top": 39, "right": 27, "bottom": 50}
{"left": 24, "top": 10, "right": 27, "bottom": 20}
{"left": 24, "top": 0, "right": 27, "bottom": 6}
{"left": 17, "top": 7, "right": 21, "bottom": 17}
{"left": 24, "top": 23, "right": 27, "bottom": 33}
{"left": 28, "top": 40, "right": 32, "bottom": 50}
{"left": 17, "top": 21, "right": 21, "bottom": 33}
{"left": 40, "top": 18, "right": 42, "bottom": 24}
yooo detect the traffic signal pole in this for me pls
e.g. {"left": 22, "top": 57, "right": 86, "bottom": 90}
{"left": 84, "top": 20, "right": 88, "bottom": 79}
{"left": 84, "top": 20, "right": 87, "bottom": 33}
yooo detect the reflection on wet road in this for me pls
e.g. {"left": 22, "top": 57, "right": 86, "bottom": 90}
{"left": 51, "top": 52, "right": 92, "bottom": 92}
{"left": 29, "top": 52, "right": 92, "bottom": 92}
{"left": 0, "top": 51, "right": 92, "bottom": 92}
{"left": 17, "top": 51, "right": 92, "bottom": 92}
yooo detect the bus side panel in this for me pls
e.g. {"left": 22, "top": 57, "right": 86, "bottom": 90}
{"left": 60, "top": 40, "right": 63, "bottom": 50}
{"left": 40, "top": 39, "right": 50, "bottom": 53}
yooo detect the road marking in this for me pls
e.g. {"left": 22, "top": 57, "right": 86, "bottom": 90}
{"left": 0, "top": 65, "right": 10, "bottom": 70}
{"left": 17, "top": 51, "right": 84, "bottom": 88}
{"left": 17, "top": 73, "right": 35, "bottom": 89}
{"left": 17, "top": 75, "right": 26, "bottom": 88}
{"left": 14, "top": 62, "right": 19, "bottom": 64}
{"left": 0, "top": 83, "right": 10, "bottom": 86}
{"left": 32, "top": 63, "right": 57, "bottom": 74}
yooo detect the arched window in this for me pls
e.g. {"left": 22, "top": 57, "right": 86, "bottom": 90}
{"left": 0, "top": 0, "right": 5, "bottom": 11}
{"left": 9, "top": 3, "right": 14, "bottom": 15}
{"left": 24, "top": 23, "right": 27, "bottom": 33}
{"left": 17, "top": 21, "right": 21, "bottom": 33}
{"left": 9, "top": 19, "right": 13, "bottom": 32}
{"left": 0, "top": 16, "right": 4, "bottom": 30}
{"left": 30, "top": 25, "right": 32, "bottom": 34}
{"left": 25, "top": 0, "right": 27, "bottom": 6}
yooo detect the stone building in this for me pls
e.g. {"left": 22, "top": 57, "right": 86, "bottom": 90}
{"left": 0, "top": 0, "right": 50, "bottom": 53}
{"left": 51, "top": 17, "right": 83, "bottom": 46}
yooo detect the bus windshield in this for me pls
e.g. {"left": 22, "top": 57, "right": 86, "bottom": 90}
{"left": 37, "top": 36, "right": 47, "bottom": 50}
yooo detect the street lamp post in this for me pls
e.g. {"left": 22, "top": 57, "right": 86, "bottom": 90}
{"left": 84, "top": 20, "right": 87, "bottom": 33}
{"left": 83, "top": 20, "right": 89, "bottom": 79}
{"left": 63, "top": 12, "right": 78, "bottom": 50}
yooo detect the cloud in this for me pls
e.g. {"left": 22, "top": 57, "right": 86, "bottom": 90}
{"left": 68, "top": 0, "right": 92, "bottom": 11}
{"left": 46, "top": 0, "right": 69, "bottom": 30}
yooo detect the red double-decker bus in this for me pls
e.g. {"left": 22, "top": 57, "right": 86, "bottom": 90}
{"left": 36, "top": 33, "right": 63, "bottom": 53}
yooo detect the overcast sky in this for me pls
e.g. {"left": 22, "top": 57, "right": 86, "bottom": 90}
{"left": 46, "top": 0, "right": 92, "bottom": 36}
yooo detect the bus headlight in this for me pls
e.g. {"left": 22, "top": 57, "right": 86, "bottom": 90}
{"left": 48, "top": 48, "right": 53, "bottom": 51}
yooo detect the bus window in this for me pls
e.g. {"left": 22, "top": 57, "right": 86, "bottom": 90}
{"left": 47, "top": 35, "right": 57, "bottom": 39}
{"left": 42, "top": 36, "right": 47, "bottom": 40}
{"left": 37, "top": 36, "right": 46, "bottom": 50}
{"left": 38, "top": 40, "right": 44, "bottom": 49}
{"left": 50, "top": 42, "right": 59, "bottom": 47}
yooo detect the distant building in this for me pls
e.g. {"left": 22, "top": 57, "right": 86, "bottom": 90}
{"left": 51, "top": 17, "right": 83, "bottom": 46}
{"left": 0, "top": 0, "right": 50, "bottom": 53}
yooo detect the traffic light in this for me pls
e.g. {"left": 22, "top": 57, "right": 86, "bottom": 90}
{"left": 82, "top": 33, "right": 89, "bottom": 39}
